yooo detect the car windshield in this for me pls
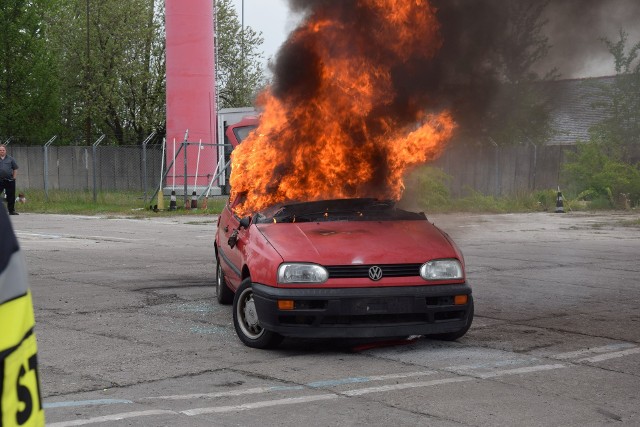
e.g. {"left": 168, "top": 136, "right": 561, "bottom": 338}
{"left": 253, "top": 198, "right": 426, "bottom": 224}
{"left": 233, "top": 124, "right": 258, "bottom": 143}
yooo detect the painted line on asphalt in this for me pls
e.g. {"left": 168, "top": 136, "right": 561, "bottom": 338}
{"left": 47, "top": 410, "right": 177, "bottom": 427}
{"left": 444, "top": 358, "right": 539, "bottom": 374}
{"left": 147, "top": 385, "right": 304, "bottom": 401}
{"left": 183, "top": 374, "right": 508, "bottom": 415}
{"left": 306, "top": 371, "right": 435, "bottom": 388}
{"left": 183, "top": 377, "right": 471, "bottom": 415}
{"left": 16, "top": 232, "right": 138, "bottom": 243}
{"left": 44, "top": 399, "right": 133, "bottom": 409}
{"left": 340, "top": 377, "right": 471, "bottom": 396}
{"left": 182, "top": 367, "right": 565, "bottom": 416}
{"left": 80, "top": 235, "right": 139, "bottom": 242}
{"left": 474, "top": 364, "right": 566, "bottom": 379}
{"left": 16, "top": 232, "right": 63, "bottom": 239}
{"left": 551, "top": 343, "right": 637, "bottom": 360}
{"left": 47, "top": 341, "right": 638, "bottom": 419}
{"left": 182, "top": 394, "right": 339, "bottom": 416}
{"left": 578, "top": 347, "right": 640, "bottom": 363}
{"left": 45, "top": 352, "right": 624, "bottom": 424}
{"left": 44, "top": 364, "right": 573, "bottom": 424}
{"left": 147, "top": 371, "right": 435, "bottom": 401}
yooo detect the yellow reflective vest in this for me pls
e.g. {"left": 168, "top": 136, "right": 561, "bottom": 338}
{"left": 0, "top": 209, "right": 45, "bottom": 426}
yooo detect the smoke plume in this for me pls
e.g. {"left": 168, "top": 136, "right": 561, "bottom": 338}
{"left": 274, "top": 0, "right": 640, "bottom": 134}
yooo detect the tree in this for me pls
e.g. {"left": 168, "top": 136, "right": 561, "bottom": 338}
{"left": 487, "top": 1, "right": 557, "bottom": 146}
{"left": 49, "top": 0, "right": 166, "bottom": 145}
{"left": 0, "top": 0, "right": 61, "bottom": 143}
{"left": 432, "top": 0, "right": 557, "bottom": 147}
{"left": 589, "top": 30, "right": 640, "bottom": 160}
{"left": 563, "top": 31, "right": 640, "bottom": 207}
{"left": 215, "top": 0, "right": 266, "bottom": 108}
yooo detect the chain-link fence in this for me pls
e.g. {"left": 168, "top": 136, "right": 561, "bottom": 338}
{"left": 7, "top": 135, "right": 165, "bottom": 204}
{"left": 7, "top": 138, "right": 611, "bottom": 203}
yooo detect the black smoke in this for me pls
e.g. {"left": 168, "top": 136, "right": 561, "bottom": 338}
{"left": 541, "top": 0, "right": 640, "bottom": 77}
{"left": 272, "top": 0, "right": 640, "bottom": 143}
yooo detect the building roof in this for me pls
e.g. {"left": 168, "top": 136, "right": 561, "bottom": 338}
{"left": 546, "top": 76, "right": 615, "bottom": 145}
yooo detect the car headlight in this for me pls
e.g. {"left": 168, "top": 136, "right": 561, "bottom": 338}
{"left": 420, "top": 259, "right": 463, "bottom": 280}
{"left": 278, "top": 263, "right": 329, "bottom": 284}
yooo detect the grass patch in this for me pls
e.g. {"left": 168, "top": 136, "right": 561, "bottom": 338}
{"left": 5, "top": 187, "right": 639, "bottom": 218}
{"left": 6, "top": 190, "right": 227, "bottom": 216}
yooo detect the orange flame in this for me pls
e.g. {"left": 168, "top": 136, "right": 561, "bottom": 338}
{"left": 230, "top": 0, "right": 455, "bottom": 216}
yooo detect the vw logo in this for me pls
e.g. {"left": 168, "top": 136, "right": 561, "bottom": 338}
{"left": 368, "top": 266, "right": 383, "bottom": 281}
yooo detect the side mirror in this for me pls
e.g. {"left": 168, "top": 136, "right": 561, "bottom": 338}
{"left": 228, "top": 230, "right": 238, "bottom": 248}
{"left": 239, "top": 216, "right": 251, "bottom": 229}
{"left": 228, "top": 216, "right": 251, "bottom": 249}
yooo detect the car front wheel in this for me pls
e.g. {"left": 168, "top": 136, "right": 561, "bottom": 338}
{"left": 215, "top": 257, "right": 234, "bottom": 305}
{"left": 232, "top": 278, "right": 283, "bottom": 349}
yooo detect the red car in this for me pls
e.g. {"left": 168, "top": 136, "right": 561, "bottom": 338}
{"left": 215, "top": 197, "right": 473, "bottom": 349}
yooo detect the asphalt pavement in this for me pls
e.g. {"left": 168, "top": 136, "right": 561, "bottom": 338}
{"left": 8, "top": 210, "right": 640, "bottom": 426}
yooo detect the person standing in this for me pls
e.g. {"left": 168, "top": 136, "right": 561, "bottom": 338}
{"left": 0, "top": 145, "right": 19, "bottom": 215}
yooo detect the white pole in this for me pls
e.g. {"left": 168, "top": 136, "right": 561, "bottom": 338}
{"left": 172, "top": 138, "right": 176, "bottom": 191}
{"left": 194, "top": 139, "right": 202, "bottom": 192}
{"left": 205, "top": 161, "right": 221, "bottom": 198}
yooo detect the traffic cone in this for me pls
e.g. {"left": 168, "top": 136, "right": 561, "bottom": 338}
{"left": 555, "top": 188, "right": 564, "bottom": 213}
{"left": 190, "top": 191, "right": 198, "bottom": 209}
{"left": 169, "top": 190, "right": 177, "bottom": 211}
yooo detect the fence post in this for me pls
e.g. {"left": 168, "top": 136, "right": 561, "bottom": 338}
{"left": 92, "top": 135, "right": 105, "bottom": 203}
{"left": 531, "top": 142, "right": 537, "bottom": 191}
{"left": 489, "top": 138, "right": 501, "bottom": 197}
{"left": 141, "top": 131, "right": 157, "bottom": 205}
{"left": 43, "top": 136, "right": 57, "bottom": 201}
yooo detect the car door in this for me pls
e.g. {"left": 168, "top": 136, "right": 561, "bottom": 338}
{"left": 217, "top": 203, "right": 246, "bottom": 290}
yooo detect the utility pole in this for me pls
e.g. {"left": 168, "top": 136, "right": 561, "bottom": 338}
{"left": 85, "top": 0, "right": 92, "bottom": 146}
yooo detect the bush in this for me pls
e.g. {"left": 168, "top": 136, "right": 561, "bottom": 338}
{"left": 534, "top": 189, "right": 560, "bottom": 211}
{"left": 563, "top": 141, "right": 640, "bottom": 208}
{"left": 406, "top": 166, "right": 452, "bottom": 211}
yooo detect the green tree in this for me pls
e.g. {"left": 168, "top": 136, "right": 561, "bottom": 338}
{"left": 50, "top": 0, "right": 165, "bottom": 145}
{"left": 440, "top": 0, "right": 556, "bottom": 147}
{"left": 589, "top": 30, "right": 640, "bottom": 160}
{"left": 564, "top": 31, "right": 640, "bottom": 207}
{"left": 0, "top": 0, "right": 61, "bottom": 143}
{"left": 215, "top": 0, "right": 265, "bottom": 108}
{"left": 485, "top": 1, "right": 557, "bottom": 147}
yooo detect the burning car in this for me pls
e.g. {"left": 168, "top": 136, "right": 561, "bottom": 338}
{"left": 214, "top": 0, "right": 474, "bottom": 349}
{"left": 215, "top": 196, "right": 473, "bottom": 349}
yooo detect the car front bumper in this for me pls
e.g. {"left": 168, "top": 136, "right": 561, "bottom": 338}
{"left": 251, "top": 282, "right": 472, "bottom": 338}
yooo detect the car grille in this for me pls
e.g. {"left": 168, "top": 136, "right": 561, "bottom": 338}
{"left": 325, "top": 264, "right": 422, "bottom": 278}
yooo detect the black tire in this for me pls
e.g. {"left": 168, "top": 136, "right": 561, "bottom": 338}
{"left": 232, "top": 278, "right": 283, "bottom": 349}
{"left": 216, "top": 257, "right": 234, "bottom": 305}
{"left": 427, "top": 296, "right": 474, "bottom": 341}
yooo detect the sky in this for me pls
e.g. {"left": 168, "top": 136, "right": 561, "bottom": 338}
{"left": 230, "top": 0, "right": 640, "bottom": 79}
{"left": 230, "top": 0, "right": 297, "bottom": 68}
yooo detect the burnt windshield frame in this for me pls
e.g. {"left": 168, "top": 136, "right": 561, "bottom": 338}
{"left": 254, "top": 198, "right": 426, "bottom": 223}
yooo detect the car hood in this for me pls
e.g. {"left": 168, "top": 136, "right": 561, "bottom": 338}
{"left": 255, "top": 220, "right": 458, "bottom": 265}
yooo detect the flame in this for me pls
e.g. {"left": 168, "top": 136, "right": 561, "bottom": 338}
{"left": 230, "top": 0, "right": 455, "bottom": 216}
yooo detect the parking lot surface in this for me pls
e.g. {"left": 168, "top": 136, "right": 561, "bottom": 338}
{"left": 9, "top": 210, "right": 640, "bottom": 426}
